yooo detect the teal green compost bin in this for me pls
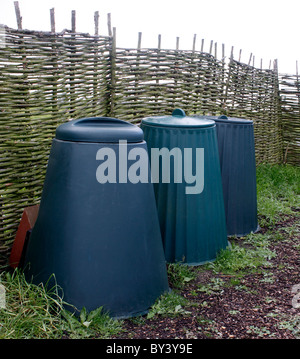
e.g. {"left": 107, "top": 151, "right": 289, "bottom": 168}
{"left": 140, "top": 109, "right": 229, "bottom": 265}
{"left": 24, "top": 117, "right": 169, "bottom": 318}
{"left": 194, "top": 115, "right": 259, "bottom": 236}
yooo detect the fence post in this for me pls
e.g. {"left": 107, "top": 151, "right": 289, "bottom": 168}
{"left": 50, "top": 8, "right": 58, "bottom": 117}
{"left": 69, "top": 10, "right": 76, "bottom": 118}
{"left": 93, "top": 11, "right": 99, "bottom": 109}
{"left": 108, "top": 26, "right": 116, "bottom": 117}
{"left": 14, "top": 1, "right": 22, "bottom": 30}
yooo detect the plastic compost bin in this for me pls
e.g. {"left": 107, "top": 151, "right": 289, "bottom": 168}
{"left": 140, "top": 109, "right": 228, "bottom": 265}
{"left": 194, "top": 114, "right": 259, "bottom": 236}
{"left": 24, "top": 117, "right": 169, "bottom": 318}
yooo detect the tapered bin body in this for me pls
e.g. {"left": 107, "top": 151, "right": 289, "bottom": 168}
{"left": 140, "top": 109, "right": 228, "bottom": 265}
{"left": 24, "top": 117, "right": 169, "bottom": 318}
{"left": 195, "top": 115, "right": 258, "bottom": 236}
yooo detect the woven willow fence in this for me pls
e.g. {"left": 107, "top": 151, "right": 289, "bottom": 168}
{"left": 0, "top": 27, "right": 112, "bottom": 262}
{"left": 279, "top": 73, "right": 300, "bottom": 164}
{"left": 223, "top": 60, "right": 283, "bottom": 164}
{"left": 112, "top": 48, "right": 226, "bottom": 120}
{"left": 0, "top": 24, "right": 298, "bottom": 264}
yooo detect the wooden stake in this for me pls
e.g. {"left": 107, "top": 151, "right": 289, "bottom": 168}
{"left": 50, "top": 8, "right": 55, "bottom": 33}
{"left": 107, "top": 13, "right": 112, "bottom": 37}
{"left": 209, "top": 40, "right": 213, "bottom": 54}
{"left": 112, "top": 27, "right": 116, "bottom": 48}
{"left": 248, "top": 53, "right": 252, "bottom": 66}
{"left": 230, "top": 46, "right": 234, "bottom": 60}
{"left": 109, "top": 27, "right": 117, "bottom": 116}
{"left": 14, "top": 1, "right": 22, "bottom": 30}
{"left": 71, "top": 10, "right": 76, "bottom": 32}
{"left": 192, "top": 34, "right": 196, "bottom": 52}
{"left": 94, "top": 11, "right": 99, "bottom": 36}
{"left": 201, "top": 39, "right": 204, "bottom": 52}
{"left": 137, "top": 32, "right": 142, "bottom": 49}
{"left": 158, "top": 34, "right": 161, "bottom": 49}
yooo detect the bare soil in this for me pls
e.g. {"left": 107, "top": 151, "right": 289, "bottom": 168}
{"left": 114, "top": 214, "right": 300, "bottom": 339}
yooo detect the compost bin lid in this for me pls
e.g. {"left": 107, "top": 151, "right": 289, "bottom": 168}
{"left": 141, "top": 109, "right": 215, "bottom": 128}
{"left": 195, "top": 115, "right": 253, "bottom": 125}
{"left": 55, "top": 117, "right": 144, "bottom": 143}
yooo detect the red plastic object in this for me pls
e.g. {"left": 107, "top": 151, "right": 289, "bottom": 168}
{"left": 9, "top": 204, "right": 39, "bottom": 268}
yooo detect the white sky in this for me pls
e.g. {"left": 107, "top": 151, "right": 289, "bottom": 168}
{"left": 0, "top": 0, "right": 299, "bottom": 74}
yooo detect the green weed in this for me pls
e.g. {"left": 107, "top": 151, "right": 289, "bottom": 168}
{"left": 167, "top": 263, "right": 196, "bottom": 289}
{"left": 197, "top": 277, "right": 225, "bottom": 295}
{"left": 147, "top": 291, "right": 191, "bottom": 319}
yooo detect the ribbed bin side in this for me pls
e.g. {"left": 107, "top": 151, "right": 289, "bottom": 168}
{"left": 141, "top": 124, "right": 228, "bottom": 265}
{"left": 215, "top": 122, "right": 258, "bottom": 236}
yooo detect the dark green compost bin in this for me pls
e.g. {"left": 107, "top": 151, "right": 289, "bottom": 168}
{"left": 140, "top": 109, "right": 229, "bottom": 265}
{"left": 194, "top": 114, "right": 259, "bottom": 236}
{"left": 24, "top": 117, "right": 169, "bottom": 318}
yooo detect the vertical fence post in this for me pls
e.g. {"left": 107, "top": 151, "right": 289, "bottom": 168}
{"left": 14, "top": 1, "right": 30, "bottom": 118}
{"left": 14, "top": 1, "right": 22, "bottom": 30}
{"left": 108, "top": 26, "right": 116, "bottom": 117}
{"left": 50, "top": 7, "right": 55, "bottom": 32}
{"left": 133, "top": 32, "right": 142, "bottom": 117}
{"left": 192, "top": 34, "right": 196, "bottom": 52}
{"left": 201, "top": 39, "right": 204, "bottom": 52}
{"left": 107, "top": 13, "right": 112, "bottom": 37}
{"left": 50, "top": 8, "right": 58, "bottom": 117}
{"left": 69, "top": 10, "right": 76, "bottom": 117}
{"left": 222, "top": 47, "right": 234, "bottom": 113}
{"left": 174, "top": 36, "right": 179, "bottom": 100}
{"left": 93, "top": 11, "right": 99, "bottom": 109}
{"left": 155, "top": 34, "right": 161, "bottom": 109}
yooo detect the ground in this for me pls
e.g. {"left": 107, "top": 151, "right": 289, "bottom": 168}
{"left": 113, "top": 214, "right": 300, "bottom": 339}
{"left": 1, "top": 165, "right": 299, "bottom": 339}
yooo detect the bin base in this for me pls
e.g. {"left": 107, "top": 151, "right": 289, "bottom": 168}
{"left": 227, "top": 225, "right": 261, "bottom": 238}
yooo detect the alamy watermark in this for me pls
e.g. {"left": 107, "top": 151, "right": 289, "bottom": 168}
{"left": 96, "top": 140, "right": 204, "bottom": 195}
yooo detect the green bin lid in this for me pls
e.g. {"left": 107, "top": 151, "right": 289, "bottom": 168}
{"left": 141, "top": 109, "right": 215, "bottom": 128}
{"left": 56, "top": 117, "right": 144, "bottom": 143}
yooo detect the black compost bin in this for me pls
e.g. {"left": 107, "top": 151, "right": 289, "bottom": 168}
{"left": 194, "top": 114, "right": 259, "bottom": 236}
{"left": 24, "top": 117, "right": 169, "bottom": 318}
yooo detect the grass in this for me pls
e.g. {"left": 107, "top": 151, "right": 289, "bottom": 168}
{"left": 256, "top": 164, "right": 300, "bottom": 226}
{"left": 0, "top": 163, "right": 299, "bottom": 338}
{"left": 207, "top": 233, "right": 276, "bottom": 275}
{"left": 0, "top": 270, "right": 123, "bottom": 339}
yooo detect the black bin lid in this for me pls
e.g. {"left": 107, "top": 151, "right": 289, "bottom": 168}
{"left": 206, "top": 115, "right": 253, "bottom": 125}
{"left": 55, "top": 117, "right": 144, "bottom": 143}
{"left": 194, "top": 115, "right": 253, "bottom": 125}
